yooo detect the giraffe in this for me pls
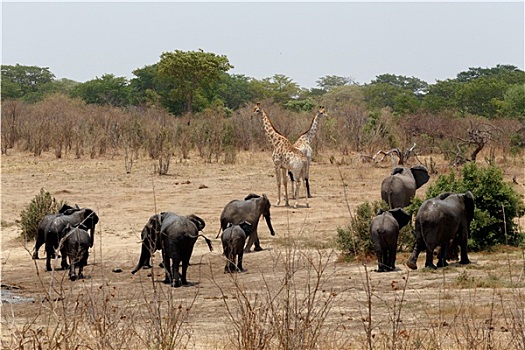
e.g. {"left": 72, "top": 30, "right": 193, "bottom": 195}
{"left": 252, "top": 103, "right": 309, "bottom": 208}
{"left": 290, "top": 106, "right": 327, "bottom": 198}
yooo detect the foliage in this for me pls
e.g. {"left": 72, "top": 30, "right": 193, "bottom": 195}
{"left": 1, "top": 64, "right": 56, "bottom": 102}
{"left": 71, "top": 74, "right": 131, "bottom": 107}
{"left": 157, "top": 49, "right": 233, "bottom": 113}
{"left": 19, "top": 188, "right": 66, "bottom": 240}
{"left": 316, "top": 75, "right": 354, "bottom": 91}
{"left": 336, "top": 200, "right": 388, "bottom": 260}
{"left": 424, "top": 162, "right": 525, "bottom": 250}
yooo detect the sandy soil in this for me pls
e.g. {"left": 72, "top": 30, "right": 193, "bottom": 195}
{"left": 1, "top": 149, "right": 524, "bottom": 349}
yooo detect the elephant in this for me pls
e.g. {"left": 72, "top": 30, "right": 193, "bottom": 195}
{"left": 131, "top": 212, "right": 213, "bottom": 287}
{"left": 221, "top": 221, "right": 252, "bottom": 273}
{"left": 32, "top": 203, "right": 80, "bottom": 259}
{"left": 370, "top": 208, "right": 412, "bottom": 272}
{"left": 219, "top": 193, "right": 275, "bottom": 253}
{"left": 44, "top": 208, "right": 99, "bottom": 272}
{"left": 61, "top": 224, "right": 90, "bottom": 281}
{"left": 381, "top": 165, "right": 430, "bottom": 209}
{"left": 407, "top": 191, "right": 474, "bottom": 270}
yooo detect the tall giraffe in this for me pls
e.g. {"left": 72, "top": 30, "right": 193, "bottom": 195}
{"left": 252, "top": 103, "right": 309, "bottom": 208}
{"left": 291, "top": 106, "right": 327, "bottom": 198}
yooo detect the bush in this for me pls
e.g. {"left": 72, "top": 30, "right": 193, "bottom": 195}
{"left": 423, "top": 162, "right": 525, "bottom": 250}
{"left": 337, "top": 200, "right": 416, "bottom": 261}
{"left": 19, "top": 188, "right": 65, "bottom": 240}
{"left": 336, "top": 200, "right": 387, "bottom": 260}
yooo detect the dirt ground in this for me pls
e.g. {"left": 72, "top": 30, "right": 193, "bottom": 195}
{"left": 1, "top": 149, "right": 524, "bottom": 349}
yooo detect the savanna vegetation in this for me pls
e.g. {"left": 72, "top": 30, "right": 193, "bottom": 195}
{"left": 2, "top": 50, "right": 525, "bottom": 349}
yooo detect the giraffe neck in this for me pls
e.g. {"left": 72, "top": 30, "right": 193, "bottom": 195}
{"left": 261, "top": 110, "right": 288, "bottom": 149}
{"left": 304, "top": 111, "right": 322, "bottom": 144}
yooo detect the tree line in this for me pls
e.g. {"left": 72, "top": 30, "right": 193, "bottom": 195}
{"left": 1, "top": 49, "right": 524, "bottom": 120}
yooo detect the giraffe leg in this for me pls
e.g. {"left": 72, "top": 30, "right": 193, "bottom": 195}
{"left": 275, "top": 167, "right": 281, "bottom": 206}
{"left": 304, "top": 177, "right": 310, "bottom": 208}
{"left": 293, "top": 179, "right": 301, "bottom": 208}
{"left": 282, "top": 168, "right": 289, "bottom": 206}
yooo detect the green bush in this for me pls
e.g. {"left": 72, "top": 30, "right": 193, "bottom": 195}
{"left": 336, "top": 200, "right": 387, "bottom": 260}
{"left": 423, "top": 162, "right": 525, "bottom": 250}
{"left": 19, "top": 188, "right": 66, "bottom": 240}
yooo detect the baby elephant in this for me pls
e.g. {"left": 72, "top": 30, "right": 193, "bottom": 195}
{"left": 222, "top": 221, "right": 252, "bottom": 273}
{"left": 61, "top": 224, "right": 90, "bottom": 281}
{"left": 370, "top": 208, "right": 411, "bottom": 272}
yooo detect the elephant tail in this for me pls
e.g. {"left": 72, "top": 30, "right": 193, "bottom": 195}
{"left": 199, "top": 234, "right": 214, "bottom": 252}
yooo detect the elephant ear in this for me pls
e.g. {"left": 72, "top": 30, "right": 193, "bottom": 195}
{"left": 244, "top": 193, "right": 261, "bottom": 200}
{"left": 463, "top": 191, "right": 475, "bottom": 223}
{"left": 188, "top": 214, "right": 206, "bottom": 231}
{"left": 410, "top": 165, "right": 429, "bottom": 189}
{"left": 389, "top": 208, "right": 412, "bottom": 229}
{"left": 391, "top": 167, "right": 405, "bottom": 176}
{"left": 239, "top": 221, "right": 253, "bottom": 236}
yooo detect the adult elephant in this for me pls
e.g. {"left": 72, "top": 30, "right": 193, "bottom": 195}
{"left": 370, "top": 208, "right": 411, "bottom": 272}
{"left": 406, "top": 191, "right": 474, "bottom": 270}
{"left": 32, "top": 203, "right": 80, "bottom": 259}
{"left": 131, "top": 212, "right": 213, "bottom": 288}
{"left": 381, "top": 165, "right": 430, "bottom": 209}
{"left": 219, "top": 193, "right": 275, "bottom": 253}
{"left": 44, "top": 208, "right": 99, "bottom": 272}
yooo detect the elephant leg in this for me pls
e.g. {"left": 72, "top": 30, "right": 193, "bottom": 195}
{"left": 179, "top": 257, "right": 189, "bottom": 287}
{"left": 407, "top": 239, "right": 425, "bottom": 270}
{"left": 45, "top": 244, "right": 55, "bottom": 271}
{"left": 389, "top": 247, "right": 397, "bottom": 271}
{"left": 237, "top": 251, "right": 244, "bottom": 272}
{"left": 224, "top": 246, "right": 231, "bottom": 273}
{"left": 424, "top": 248, "right": 437, "bottom": 269}
{"left": 459, "top": 235, "right": 470, "bottom": 265}
{"left": 253, "top": 234, "right": 262, "bottom": 252}
{"left": 33, "top": 233, "right": 45, "bottom": 260}
{"left": 376, "top": 250, "right": 385, "bottom": 272}
{"left": 69, "top": 261, "right": 77, "bottom": 281}
{"left": 162, "top": 250, "right": 171, "bottom": 284}
{"left": 60, "top": 248, "right": 69, "bottom": 270}
{"left": 437, "top": 245, "right": 448, "bottom": 268}
{"left": 244, "top": 232, "right": 255, "bottom": 253}
{"left": 79, "top": 252, "right": 88, "bottom": 279}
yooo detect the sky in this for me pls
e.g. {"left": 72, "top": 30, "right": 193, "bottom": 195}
{"left": 2, "top": 1, "right": 524, "bottom": 88}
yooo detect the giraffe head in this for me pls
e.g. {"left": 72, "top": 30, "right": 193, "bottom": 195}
{"left": 318, "top": 106, "right": 327, "bottom": 117}
{"left": 252, "top": 102, "right": 263, "bottom": 116}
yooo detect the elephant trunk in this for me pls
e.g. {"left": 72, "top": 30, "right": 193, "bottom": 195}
{"left": 89, "top": 225, "right": 95, "bottom": 248}
{"left": 131, "top": 243, "right": 151, "bottom": 274}
{"left": 264, "top": 215, "right": 275, "bottom": 236}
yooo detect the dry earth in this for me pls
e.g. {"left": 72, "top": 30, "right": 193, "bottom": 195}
{"left": 1, "top": 149, "right": 524, "bottom": 349}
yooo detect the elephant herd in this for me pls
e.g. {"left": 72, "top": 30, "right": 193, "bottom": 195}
{"left": 33, "top": 193, "right": 275, "bottom": 287}
{"left": 373, "top": 165, "right": 475, "bottom": 272}
{"left": 33, "top": 164, "right": 476, "bottom": 285}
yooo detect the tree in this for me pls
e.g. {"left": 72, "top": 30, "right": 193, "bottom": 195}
{"left": 214, "top": 73, "right": 259, "bottom": 110}
{"left": 1, "top": 64, "right": 55, "bottom": 102}
{"left": 157, "top": 49, "right": 233, "bottom": 113}
{"left": 316, "top": 75, "right": 354, "bottom": 91}
{"left": 71, "top": 74, "right": 131, "bottom": 107}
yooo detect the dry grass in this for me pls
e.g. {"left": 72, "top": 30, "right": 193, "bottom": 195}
{"left": 1, "top": 148, "right": 524, "bottom": 349}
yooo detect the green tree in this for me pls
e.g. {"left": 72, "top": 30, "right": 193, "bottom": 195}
{"left": 316, "top": 75, "right": 353, "bottom": 91}
{"left": 498, "top": 84, "right": 525, "bottom": 120}
{"left": 1, "top": 64, "right": 55, "bottom": 102}
{"left": 71, "top": 74, "right": 131, "bottom": 106}
{"left": 213, "top": 73, "right": 259, "bottom": 110}
{"left": 157, "top": 49, "right": 233, "bottom": 113}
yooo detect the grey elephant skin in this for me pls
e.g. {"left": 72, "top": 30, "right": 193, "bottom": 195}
{"left": 381, "top": 165, "right": 429, "bottom": 209}
{"left": 44, "top": 208, "right": 99, "bottom": 272}
{"left": 32, "top": 203, "right": 80, "bottom": 260}
{"left": 407, "top": 191, "right": 474, "bottom": 270}
{"left": 219, "top": 193, "right": 275, "bottom": 253}
{"left": 370, "top": 208, "right": 411, "bottom": 272}
{"left": 222, "top": 221, "right": 252, "bottom": 273}
{"left": 131, "top": 212, "right": 213, "bottom": 288}
{"left": 61, "top": 225, "right": 90, "bottom": 281}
